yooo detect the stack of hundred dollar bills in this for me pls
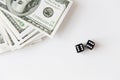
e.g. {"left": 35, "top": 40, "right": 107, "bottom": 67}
{"left": 0, "top": 0, "right": 73, "bottom": 53}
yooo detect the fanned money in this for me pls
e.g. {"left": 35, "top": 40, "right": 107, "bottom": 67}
{"left": 0, "top": 0, "right": 73, "bottom": 53}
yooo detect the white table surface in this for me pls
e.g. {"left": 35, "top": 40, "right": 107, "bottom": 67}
{"left": 0, "top": 0, "right": 120, "bottom": 80}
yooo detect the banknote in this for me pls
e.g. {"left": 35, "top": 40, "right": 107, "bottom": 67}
{"left": 0, "top": 11, "right": 45, "bottom": 50}
{"left": 0, "top": 21, "right": 11, "bottom": 53}
{"left": 0, "top": 14, "right": 21, "bottom": 50}
{"left": 0, "top": 0, "right": 73, "bottom": 37}
{"left": 0, "top": 10, "right": 38, "bottom": 40}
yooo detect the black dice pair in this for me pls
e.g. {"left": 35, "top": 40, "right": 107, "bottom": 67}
{"left": 75, "top": 40, "right": 95, "bottom": 53}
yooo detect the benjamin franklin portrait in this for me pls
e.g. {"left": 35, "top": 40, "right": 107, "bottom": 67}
{"left": 7, "top": 0, "right": 41, "bottom": 16}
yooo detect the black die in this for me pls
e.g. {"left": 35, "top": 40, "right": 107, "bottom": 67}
{"left": 85, "top": 40, "right": 95, "bottom": 50}
{"left": 75, "top": 43, "right": 84, "bottom": 53}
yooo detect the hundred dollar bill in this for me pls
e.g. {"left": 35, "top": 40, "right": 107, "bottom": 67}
{"left": 0, "top": 11, "right": 45, "bottom": 49}
{"left": 0, "top": 23, "right": 10, "bottom": 53}
{"left": 1, "top": 10, "right": 38, "bottom": 40}
{"left": 0, "top": 34, "right": 10, "bottom": 53}
{"left": 0, "top": 0, "right": 73, "bottom": 37}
